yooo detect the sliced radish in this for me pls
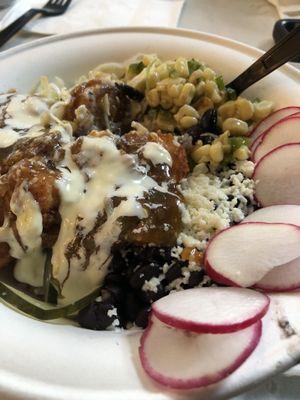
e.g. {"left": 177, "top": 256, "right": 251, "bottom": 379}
{"left": 255, "top": 256, "right": 300, "bottom": 292}
{"left": 204, "top": 223, "right": 300, "bottom": 287}
{"left": 152, "top": 287, "right": 269, "bottom": 333}
{"left": 139, "top": 315, "right": 262, "bottom": 389}
{"left": 251, "top": 113, "right": 300, "bottom": 154}
{"left": 249, "top": 106, "right": 300, "bottom": 145}
{"left": 254, "top": 143, "right": 300, "bottom": 206}
{"left": 243, "top": 205, "right": 300, "bottom": 226}
{"left": 252, "top": 117, "right": 300, "bottom": 162}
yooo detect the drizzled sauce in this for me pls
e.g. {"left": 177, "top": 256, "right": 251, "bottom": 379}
{"left": 0, "top": 82, "right": 189, "bottom": 305}
{"left": 0, "top": 93, "right": 48, "bottom": 148}
{"left": 52, "top": 133, "right": 181, "bottom": 304}
{"left": 0, "top": 182, "right": 45, "bottom": 287}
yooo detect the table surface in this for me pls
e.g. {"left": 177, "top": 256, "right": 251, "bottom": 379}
{"left": 0, "top": 0, "right": 299, "bottom": 399}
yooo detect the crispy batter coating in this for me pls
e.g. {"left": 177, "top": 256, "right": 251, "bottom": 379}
{"left": 0, "top": 133, "right": 63, "bottom": 269}
{"left": 119, "top": 130, "right": 189, "bottom": 182}
{"left": 64, "top": 79, "right": 132, "bottom": 136}
{"left": 157, "top": 132, "right": 190, "bottom": 182}
{"left": 0, "top": 132, "right": 64, "bottom": 175}
{"left": 0, "top": 91, "right": 189, "bottom": 270}
{"left": 118, "top": 130, "right": 189, "bottom": 246}
{"left": 1, "top": 158, "right": 60, "bottom": 240}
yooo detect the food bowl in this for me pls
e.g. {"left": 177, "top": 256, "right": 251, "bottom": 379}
{"left": 0, "top": 27, "right": 300, "bottom": 400}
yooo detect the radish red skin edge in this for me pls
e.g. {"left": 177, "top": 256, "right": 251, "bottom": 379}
{"left": 139, "top": 318, "right": 263, "bottom": 390}
{"left": 203, "top": 227, "right": 241, "bottom": 287}
{"left": 204, "top": 222, "right": 300, "bottom": 286}
{"left": 250, "top": 113, "right": 300, "bottom": 153}
{"left": 253, "top": 142, "right": 300, "bottom": 207}
{"left": 254, "top": 281, "right": 300, "bottom": 292}
{"left": 152, "top": 295, "right": 269, "bottom": 334}
{"left": 249, "top": 106, "right": 300, "bottom": 141}
{"left": 204, "top": 256, "right": 240, "bottom": 287}
{"left": 252, "top": 116, "right": 300, "bottom": 162}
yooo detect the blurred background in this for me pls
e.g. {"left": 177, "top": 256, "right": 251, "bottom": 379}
{"left": 0, "top": 0, "right": 297, "bottom": 55}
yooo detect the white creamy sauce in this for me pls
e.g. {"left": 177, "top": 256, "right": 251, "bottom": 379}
{"left": 142, "top": 142, "right": 172, "bottom": 166}
{"left": 0, "top": 94, "right": 49, "bottom": 148}
{"left": 0, "top": 92, "right": 15, "bottom": 105}
{"left": 0, "top": 183, "right": 43, "bottom": 259}
{"left": 0, "top": 216, "right": 23, "bottom": 259}
{"left": 0, "top": 181, "right": 45, "bottom": 286}
{"left": 5, "top": 95, "right": 48, "bottom": 129}
{"left": 52, "top": 134, "right": 171, "bottom": 304}
{"left": 14, "top": 248, "right": 46, "bottom": 287}
{"left": 10, "top": 183, "right": 43, "bottom": 253}
{"left": 9, "top": 183, "right": 44, "bottom": 286}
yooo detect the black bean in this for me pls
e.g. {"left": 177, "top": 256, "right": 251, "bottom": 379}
{"left": 101, "top": 284, "right": 125, "bottom": 304}
{"left": 184, "top": 123, "right": 203, "bottom": 144}
{"left": 135, "top": 307, "right": 151, "bottom": 328}
{"left": 77, "top": 301, "right": 119, "bottom": 330}
{"left": 108, "top": 254, "right": 126, "bottom": 274}
{"left": 137, "top": 246, "right": 172, "bottom": 265}
{"left": 165, "top": 263, "right": 183, "bottom": 283}
{"left": 115, "top": 83, "right": 144, "bottom": 102}
{"left": 187, "top": 270, "right": 205, "bottom": 288}
{"left": 124, "top": 292, "right": 143, "bottom": 322}
{"left": 228, "top": 162, "right": 236, "bottom": 170}
{"left": 198, "top": 133, "right": 218, "bottom": 145}
{"left": 184, "top": 125, "right": 217, "bottom": 145}
{"left": 139, "top": 283, "right": 165, "bottom": 303}
{"left": 129, "top": 263, "right": 161, "bottom": 289}
{"left": 200, "top": 108, "right": 218, "bottom": 133}
{"left": 104, "top": 272, "right": 124, "bottom": 285}
{"left": 184, "top": 108, "right": 220, "bottom": 143}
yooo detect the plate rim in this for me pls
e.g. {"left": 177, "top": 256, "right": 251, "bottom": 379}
{"left": 0, "top": 26, "right": 299, "bottom": 83}
{"left": 1, "top": 26, "right": 300, "bottom": 400}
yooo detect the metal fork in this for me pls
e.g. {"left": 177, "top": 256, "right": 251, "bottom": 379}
{"left": 0, "top": 0, "right": 72, "bottom": 47}
{"left": 227, "top": 24, "right": 300, "bottom": 96}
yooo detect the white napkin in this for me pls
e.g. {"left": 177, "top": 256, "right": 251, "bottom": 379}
{"left": 0, "top": 0, "right": 185, "bottom": 35}
{"left": 267, "top": 0, "right": 300, "bottom": 18}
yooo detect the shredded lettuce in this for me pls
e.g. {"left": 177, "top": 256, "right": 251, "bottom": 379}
{"left": 215, "top": 75, "right": 225, "bottom": 91}
{"left": 188, "top": 59, "right": 201, "bottom": 75}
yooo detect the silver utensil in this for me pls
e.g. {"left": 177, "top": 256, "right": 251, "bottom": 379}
{"left": 0, "top": 0, "right": 72, "bottom": 47}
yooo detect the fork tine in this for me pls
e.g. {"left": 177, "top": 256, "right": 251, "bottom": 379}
{"left": 45, "top": 0, "right": 56, "bottom": 6}
{"left": 62, "top": 0, "right": 72, "bottom": 9}
{"left": 45, "top": 0, "right": 72, "bottom": 8}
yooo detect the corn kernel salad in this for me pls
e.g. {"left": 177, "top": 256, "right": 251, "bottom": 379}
{"left": 87, "top": 54, "right": 273, "bottom": 166}
{"left": 0, "top": 54, "right": 274, "bottom": 330}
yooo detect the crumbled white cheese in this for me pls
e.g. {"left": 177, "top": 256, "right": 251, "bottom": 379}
{"left": 170, "top": 246, "right": 183, "bottom": 260}
{"left": 234, "top": 160, "right": 255, "bottom": 178}
{"left": 167, "top": 267, "right": 191, "bottom": 291}
{"left": 142, "top": 277, "right": 161, "bottom": 293}
{"left": 107, "top": 307, "right": 118, "bottom": 318}
{"left": 178, "top": 161, "right": 255, "bottom": 251}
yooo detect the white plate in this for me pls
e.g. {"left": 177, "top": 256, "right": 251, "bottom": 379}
{"left": 0, "top": 27, "right": 300, "bottom": 400}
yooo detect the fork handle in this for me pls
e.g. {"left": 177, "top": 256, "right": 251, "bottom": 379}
{"left": 0, "top": 9, "right": 40, "bottom": 48}
{"left": 227, "top": 24, "right": 300, "bottom": 95}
